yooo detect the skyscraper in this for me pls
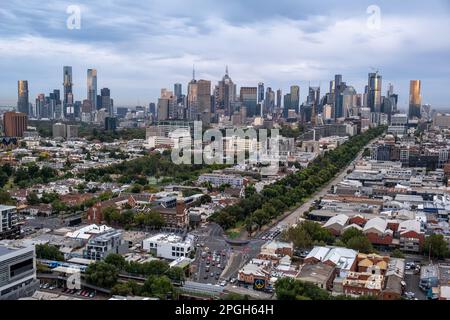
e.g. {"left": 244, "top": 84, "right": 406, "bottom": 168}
{"left": 17, "top": 80, "right": 29, "bottom": 115}
{"left": 158, "top": 89, "right": 175, "bottom": 121}
{"left": 174, "top": 83, "right": 182, "bottom": 104}
{"left": 197, "top": 80, "right": 212, "bottom": 124}
{"left": 283, "top": 94, "right": 291, "bottom": 118}
{"left": 35, "top": 94, "right": 45, "bottom": 119}
{"left": 101, "top": 88, "right": 112, "bottom": 116}
{"left": 240, "top": 87, "right": 257, "bottom": 118}
{"left": 308, "top": 86, "right": 321, "bottom": 123}
{"left": 264, "top": 87, "right": 275, "bottom": 116}
{"left": 63, "top": 66, "right": 73, "bottom": 116}
{"left": 276, "top": 89, "right": 282, "bottom": 109}
{"left": 333, "top": 75, "right": 347, "bottom": 119}
{"left": 258, "top": 82, "right": 265, "bottom": 104}
{"left": 409, "top": 80, "right": 422, "bottom": 119}
{"left": 367, "top": 72, "right": 382, "bottom": 113}
{"left": 215, "top": 66, "right": 236, "bottom": 117}
{"left": 52, "top": 89, "right": 63, "bottom": 120}
{"left": 290, "top": 85, "right": 300, "bottom": 113}
{"left": 87, "top": 69, "right": 97, "bottom": 110}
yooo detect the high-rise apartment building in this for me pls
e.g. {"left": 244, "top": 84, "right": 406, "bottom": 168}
{"left": 87, "top": 69, "right": 97, "bottom": 110}
{"left": 409, "top": 80, "right": 422, "bottom": 119}
{"left": 258, "top": 82, "right": 265, "bottom": 104}
{"left": 63, "top": 66, "right": 73, "bottom": 116}
{"left": 17, "top": 80, "right": 29, "bottom": 115}
{"left": 367, "top": 72, "right": 382, "bottom": 113}
{"left": 276, "top": 89, "right": 282, "bottom": 109}
{"left": 3, "top": 112, "right": 28, "bottom": 137}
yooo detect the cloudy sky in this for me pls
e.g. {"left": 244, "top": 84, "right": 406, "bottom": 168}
{"left": 1, "top": 0, "right": 450, "bottom": 110}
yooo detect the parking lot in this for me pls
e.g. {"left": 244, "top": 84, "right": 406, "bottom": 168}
{"left": 38, "top": 279, "right": 101, "bottom": 300}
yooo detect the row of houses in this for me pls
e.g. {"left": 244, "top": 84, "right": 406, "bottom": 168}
{"left": 323, "top": 214, "right": 425, "bottom": 252}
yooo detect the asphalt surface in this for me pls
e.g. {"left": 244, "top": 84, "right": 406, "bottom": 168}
{"left": 190, "top": 223, "right": 266, "bottom": 284}
{"left": 270, "top": 138, "right": 379, "bottom": 231}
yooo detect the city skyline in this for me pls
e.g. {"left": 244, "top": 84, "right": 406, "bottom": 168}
{"left": 1, "top": 0, "right": 450, "bottom": 109}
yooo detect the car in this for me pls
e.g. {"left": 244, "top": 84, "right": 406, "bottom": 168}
{"left": 89, "top": 292, "right": 96, "bottom": 298}
{"left": 211, "top": 262, "right": 215, "bottom": 267}
{"left": 216, "top": 271, "right": 220, "bottom": 276}
{"left": 49, "top": 286, "right": 55, "bottom": 290}
{"left": 204, "top": 274, "right": 208, "bottom": 279}
{"left": 83, "top": 291, "right": 90, "bottom": 297}
{"left": 43, "top": 283, "right": 50, "bottom": 289}
{"left": 217, "top": 264, "right": 221, "bottom": 269}
{"left": 230, "top": 278, "right": 236, "bottom": 284}
{"left": 215, "top": 276, "right": 219, "bottom": 280}
{"left": 210, "top": 272, "right": 214, "bottom": 277}
{"left": 220, "top": 281, "right": 227, "bottom": 287}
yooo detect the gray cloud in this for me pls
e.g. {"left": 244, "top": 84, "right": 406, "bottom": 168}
{"left": 0, "top": 0, "right": 449, "bottom": 110}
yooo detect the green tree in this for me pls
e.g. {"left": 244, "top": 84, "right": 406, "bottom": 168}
{"left": 275, "top": 278, "right": 330, "bottom": 300}
{"left": 0, "top": 171, "right": 8, "bottom": 188}
{"left": 104, "top": 253, "right": 127, "bottom": 271}
{"left": 26, "top": 192, "right": 41, "bottom": 205}
{"left": 51, "top": 199, "right": 67, "bottom": 214}
{"left": 35, "top": 244, "right": 64, "bottom": 261}
{"left": 391, "top": 249, "right": 405, "bottom": 259}
{"left": 166, "top": 267, "right": 185, "bottom": 284}
{"left": 111, "top": 283, "right": 133, "bottom": 296}
{"left": 141, "top": 260, "right": 170, "bottom": 276}
{"left": 0, "top": 191, "right": 15, "bottom": 205}
{"left": 423, "top": 234, "right": 449, "bottom": 259}
{"left": 346, "top": 236, "right": 373, "bottom": 254}
{"left": 142, "top": 275, "right": 174, "bottom": 299}
{"left": 85, "top": 261, "right": 119, "bottom": 288}
{"left": 340, "top": 227, "right": 364, "bottom": 244}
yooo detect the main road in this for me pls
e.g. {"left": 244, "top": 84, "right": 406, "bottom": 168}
{"left": 272, "top": 137, "right": 379, "bottom": 230}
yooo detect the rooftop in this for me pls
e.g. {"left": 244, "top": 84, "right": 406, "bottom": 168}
{"left": 0, "top": 241, "right": 34, "bottom": 258}
{"left": 144, "top": 233, "right": 193, "bottom": 245}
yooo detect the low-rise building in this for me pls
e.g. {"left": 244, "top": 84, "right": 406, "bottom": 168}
{"left": 304, "top": 246, "right": 357, "bottom": 278}
{"left": 297, "top": 262, "right": 336, "bottom": 291}
{"left": 198, "top": 173, "right": 248, "bottom": 188}
{"left": 142, "top": 233, "right": 194, "bottom": 260}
